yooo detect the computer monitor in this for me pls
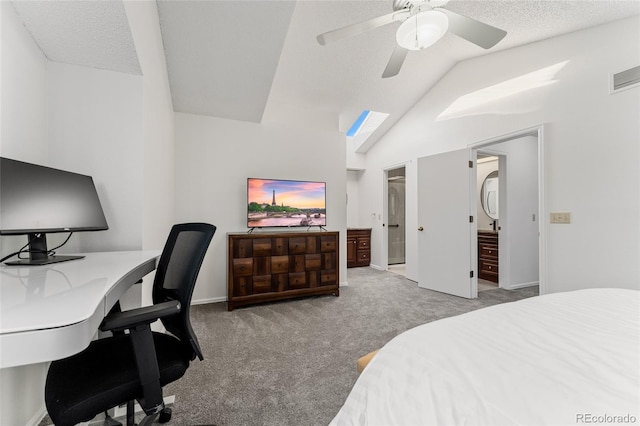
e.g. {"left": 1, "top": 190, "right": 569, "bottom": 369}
{"left": 0, "top": 157, "right": 109, "bottom": 265}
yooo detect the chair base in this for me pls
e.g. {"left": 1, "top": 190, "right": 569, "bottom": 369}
{"left": 158, "top": 407, "right": 172, "bottom": 423}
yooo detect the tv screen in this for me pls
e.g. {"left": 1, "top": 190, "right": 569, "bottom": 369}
{"left": 247, "top": 178, "right": 326, "bottom": 228}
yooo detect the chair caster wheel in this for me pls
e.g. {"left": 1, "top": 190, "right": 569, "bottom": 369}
{"left": 158, "top": 407, "right": 172, "bottom": 423}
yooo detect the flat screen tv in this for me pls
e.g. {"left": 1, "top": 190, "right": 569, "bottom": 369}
{"left": 247, "top": 178, "right": 326, "bottom": 229}
{"left": 0, "top": 157, "right": 109, "bottom": 265}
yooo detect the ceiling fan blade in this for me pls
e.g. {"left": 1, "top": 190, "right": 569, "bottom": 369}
{"left": 438, "top": 8, "right": 506, "bottom": 49}
{"left": 317, "top": 9, "right": 409, "bottom": 45}
{"left": 382, "top": 45, "right": 408, "bottom": 78}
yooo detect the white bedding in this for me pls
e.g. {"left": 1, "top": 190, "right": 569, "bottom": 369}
{"left": 330, "top": 289, "right": 640, "bottom": 426}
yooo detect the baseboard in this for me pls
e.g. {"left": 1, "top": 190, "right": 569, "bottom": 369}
{"left": 28, "top": 405, "right": 47, "bottom": 426}
{"left": 191, "top": 296, "right": 227, "bottom": 305}
{"left": 368, "top": 264, "right": 384, "bottom": 271}
{"left": 505, "top": 281, "right": 539, "bottom": 290}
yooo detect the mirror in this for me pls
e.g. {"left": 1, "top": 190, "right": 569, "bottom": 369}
{"left": 481, "top": 170, "right": 499, "bottom": 219}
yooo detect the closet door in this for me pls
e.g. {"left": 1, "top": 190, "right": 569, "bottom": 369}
{"left": 417, "top": 149, "right": 476, "bottom": 298}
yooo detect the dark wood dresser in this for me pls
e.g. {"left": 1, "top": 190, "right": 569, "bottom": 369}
{"left": 478, "top": 230, "right": 498, "bottom": 283}
{"left": 347, "top": 228, "right": 371, "bottom": 268}
{"left": 227, "top": 231, "right": 339, "bottom": 310}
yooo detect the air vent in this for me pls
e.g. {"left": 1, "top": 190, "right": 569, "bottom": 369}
{"left": 611, "top": 65, "right": 640, "bottom": 93}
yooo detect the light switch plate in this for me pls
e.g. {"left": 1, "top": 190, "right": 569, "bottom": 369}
{"left": 550, "top": 212, "right": 571, "bottom": 224}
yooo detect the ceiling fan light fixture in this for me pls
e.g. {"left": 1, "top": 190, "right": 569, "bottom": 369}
{"left": 396, "top": 10, "right": 448, "bottom": 51}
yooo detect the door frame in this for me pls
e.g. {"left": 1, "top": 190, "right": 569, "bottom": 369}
{"left": 468, "top": 124, "right": 546, "bottom": 295}
{"left": 382, "top": 162, "right": 408, "bottom": 272}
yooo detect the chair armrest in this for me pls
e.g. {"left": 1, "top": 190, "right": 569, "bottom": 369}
{"left": 100, "top": 302, "right": 180, "bottom": 416}
{"left": 100, "top": 300, "right": 181, "bottom": 333}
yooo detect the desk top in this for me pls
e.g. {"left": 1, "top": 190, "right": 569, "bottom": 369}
{"left": 0, "top": 251, "right": 160, "bottom": 368}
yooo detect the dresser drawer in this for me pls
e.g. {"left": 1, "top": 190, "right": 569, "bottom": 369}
{"left": 479, "top": 244, "right": 498, "bottom": 258}
{"left": 233, "top": 277, "right": 252, "bottom": 296}
{"left": 320, "top": 270, "right": 337, "bottom": 285}
{"left": 252, "top": 275, "right": 272, "bottom": 294}
{"left": 289, "top": 272, "right": 308, "bottom": 289}
{"left": 305, "top": 253, "right": 322, "bottom": 270}
{"left": 233, "top": 258, "right": 253, "bottom": 277}
{"left": 480, "top": 259, "right": 498, "bottom": 274}
{"left": 357, "top": 238, "right": 370, "bottom": 250}
{"left": 289, "top": 237, "right": 307, "bottom": 254}
{"left": 320, "top": 235, "right": 337, "bottom": 252}
{"left": 252, "top": 238, "right": 272, "bottom": 256}
{"left": 357, "top": 251, "right": 370, "bottom": 263}
{"left": 271, "top": 255, "right": 289, "bottom": 274}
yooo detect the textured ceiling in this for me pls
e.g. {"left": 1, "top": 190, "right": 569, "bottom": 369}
{"left": 10, "top": 0, "right": 141, "bottom": 75}
{"left": 9, "top": 0, "right": 640, "bottom": 148}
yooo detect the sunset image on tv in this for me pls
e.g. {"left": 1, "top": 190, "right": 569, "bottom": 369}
{"left": 247, "top": 178, "right": 326, "bottom": 228}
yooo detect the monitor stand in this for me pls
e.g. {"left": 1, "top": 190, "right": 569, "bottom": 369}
{"left": 5, "top": 255, "right": 84, "bottom": 266}
{"left": 4, "top": 233, "right": 84, "bottom": 266}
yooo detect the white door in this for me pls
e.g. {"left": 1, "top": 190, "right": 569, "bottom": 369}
{"left": 417, "top": 149, "right": 476, "bottom": 298}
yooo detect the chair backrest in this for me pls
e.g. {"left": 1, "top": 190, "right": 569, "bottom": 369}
{"left": 152, "top": 223, "right": 216, "bottom": 361}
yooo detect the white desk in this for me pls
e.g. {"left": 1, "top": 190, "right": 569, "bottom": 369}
{"left": 0, "top": 251, "right": 161, "bottom": 369}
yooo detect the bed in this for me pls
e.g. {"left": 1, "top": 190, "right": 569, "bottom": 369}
{"left": 330, "top": 288, "right": 639, "bottom": 426}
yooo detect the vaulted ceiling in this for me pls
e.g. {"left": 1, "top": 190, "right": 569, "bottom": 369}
{"left": 10, "top": 0, "right": 640, "bottom": 149}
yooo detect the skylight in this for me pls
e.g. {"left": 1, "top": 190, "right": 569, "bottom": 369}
{"left": 438, "top": 61, "right": 569, "bottom": 121}
{"left": 347, "top": 110, "right": 370, "bottom": 137}
{"left": 347, "top": 110, "right": 390, "bottom": 153}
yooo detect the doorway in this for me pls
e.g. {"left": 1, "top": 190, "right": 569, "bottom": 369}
{"left": 416, "top": 125, "right": 545, "bottom": 298}
{"left": 387, "top": 167, "right": 406, "bottom": 272}
{"left": 472, "top": 132, "right": 541, "bottom": 295}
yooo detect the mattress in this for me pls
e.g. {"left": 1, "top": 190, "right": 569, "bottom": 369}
{"left": 330, "top": 288, "right": 640, "bottom": 426}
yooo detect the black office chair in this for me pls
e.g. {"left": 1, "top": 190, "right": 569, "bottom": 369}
{"left": 45, "top": 223, "right": 216, "bottom": 426}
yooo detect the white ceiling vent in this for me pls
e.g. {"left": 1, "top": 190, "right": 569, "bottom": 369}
{"left": 611, "top": 65, "right": 640, "bottom": 93}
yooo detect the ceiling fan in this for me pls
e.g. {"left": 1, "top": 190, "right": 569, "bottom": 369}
{"left": 316, "top": 0, "right": 507, "bottom": 78}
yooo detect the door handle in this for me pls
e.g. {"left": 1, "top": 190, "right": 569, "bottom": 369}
{"left": 418, "top": 227, "right": 424, "bottom": 231}
{"left": 388, "top": 224, "right": 400, "bottom": 228}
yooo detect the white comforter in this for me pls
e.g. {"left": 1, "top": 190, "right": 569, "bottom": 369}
{"left": 330, "top": 288, "right": 640, "bottom": 426}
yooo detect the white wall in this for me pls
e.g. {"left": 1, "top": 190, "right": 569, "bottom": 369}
{"left": 123, "top": 0, "right": 176, "bottom": 305}
{"left": 346, "top": 170, "right": 361, "bottom": 227}
{"left": 46, "top": 61, "right": 143, "bottom": 254}
{"left": 1, "top": 4, "right": 59, "bottom": 424}
{"left": 1, "top": 34, "right": 144, "bottom": 257}
{"left": 360, "top": 16, "right": 640, "bottom": 292}
{"left": 0, "top": 2, "right": 48, "bottom": 165}
{"left": 174, "top": 112, "right": 347, "bottom": 303}
{"left": 0, "top": 2, "right": 170, "bottom": 423}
